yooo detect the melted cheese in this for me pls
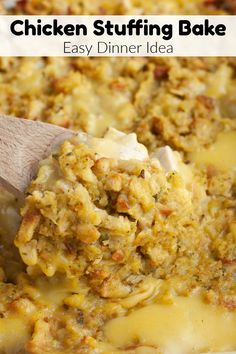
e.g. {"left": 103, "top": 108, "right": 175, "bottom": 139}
{"left": 35, "top": 276, "right": 79, "bottom": 309}
{"left": 0, "top": 317, "right": 30, "bottom": 353}
{"left": 104, "top": 296, "right": 236, "bottom": 354}
{"left": 189, "top": 131, "right": 236, "bottom": 171}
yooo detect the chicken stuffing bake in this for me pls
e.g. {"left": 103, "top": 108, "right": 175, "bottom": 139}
{"left": 1, "top": 1, "right": 236, "bottom": 354}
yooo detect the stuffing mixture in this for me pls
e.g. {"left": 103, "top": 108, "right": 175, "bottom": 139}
{"left": 0, "top": 1, "right": 236, "bottom": 354}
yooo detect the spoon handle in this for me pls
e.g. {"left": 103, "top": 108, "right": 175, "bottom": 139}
{"left": 0, "top": 115, "right": 74, "bottom": 197}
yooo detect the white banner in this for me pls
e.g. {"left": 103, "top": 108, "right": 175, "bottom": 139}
{"left": 0, "top": 15, "right": 235, "bottom": 56}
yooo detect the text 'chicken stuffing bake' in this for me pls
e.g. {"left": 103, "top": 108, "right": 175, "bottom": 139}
{"left": 0, "top": 2, "right": 236, "bottom": 354}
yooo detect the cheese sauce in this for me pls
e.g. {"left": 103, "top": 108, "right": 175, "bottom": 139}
{"left": 189, "top": 131, "right": 236, "bottom": 171}
{"left": 103, "top": 296, "right": 236, "bottom": 354}
{"left": 0, "top": 317, "right": 30, "bottom": 353}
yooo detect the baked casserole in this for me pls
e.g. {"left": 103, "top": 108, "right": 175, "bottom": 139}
{"left": 0, "top": 0, "right": 236, "bottom": 353}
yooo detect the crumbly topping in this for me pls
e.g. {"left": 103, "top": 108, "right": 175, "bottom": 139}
{"left": 15, "top": 133, "right": 236, "bottom": 312}
{"left": 0, "top": 2, "right": 236, "bottom": 353}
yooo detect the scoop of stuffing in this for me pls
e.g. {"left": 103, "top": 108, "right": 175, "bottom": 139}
{"left": 14, "top": 130, "right": 235, "bottom": 310}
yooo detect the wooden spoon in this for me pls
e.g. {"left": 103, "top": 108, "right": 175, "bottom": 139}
{"left": 0, "top": 115, "right": 75, "bottom": 198}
